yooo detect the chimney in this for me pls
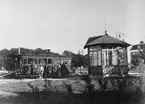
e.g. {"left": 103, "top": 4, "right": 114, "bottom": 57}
{"left": 105, "top": 30, "right": 108, "bottom": 35}
{"left": 47, "top": 49, "right": 50, "bottom": 52}
{"left": 140, "top": 41, "right": 144, "bottom": 44}
{"left": 139, "top": 41, "right": 144, "bottom": 49}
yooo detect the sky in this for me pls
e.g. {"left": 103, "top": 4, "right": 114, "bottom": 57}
{"left": 0, "top": 0, "right": 145, "bottom": 60}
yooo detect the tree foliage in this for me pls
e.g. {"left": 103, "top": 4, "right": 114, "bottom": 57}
{"left": 62, "top": 50, "right": 76, "bottom": 57}
{"left": 0, "top": 49, "right": 15, "bottom": 70}
{"left": 131, "top": 43, "right": 145, "bottom": 66}
{"left": 9, "top": 48, "right": 53, "bottom": 55}
{"left": 71, "top": 54, "right": 87, "bottom": 68}
{"left": 10, "top": 48, "right": 18, "bottom": 54}
{"left": 10, "top": 48, "right": 35, "bottom": 55}
{"left": 35, "top": 48, "right": 43, "bottom": 55}
{"left": 0, "top": 49, "right": 12, "bottom": 56}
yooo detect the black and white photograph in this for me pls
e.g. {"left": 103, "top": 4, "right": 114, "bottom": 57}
{"left": 0, "top": 0, "right": 145, "bottom": 104}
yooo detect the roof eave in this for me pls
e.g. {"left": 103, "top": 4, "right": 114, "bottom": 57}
{"left": 84, "top": 43, "right": 131, "bottom": 49}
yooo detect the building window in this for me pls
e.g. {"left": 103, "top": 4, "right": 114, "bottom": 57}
{"left": 43, "top": 59, "right": 47, "bottom": 64}
{"left": 34, "top": 59, "right": 37, "bottom": 64}
{"left": 39, "top": 59, "right": 42, "bottom": 64}
{"left": 48, "top": 59, "right": 52, "bottom": 64}
{"left": 64, "top": 60, "right": 68, "bottom": 64}
{"left": 98, "top": 51, "right": 101, "bottom": 66}
{"left": 108, "top": 51, "right": 112, "bottom": 65}
{"left": 61, "top": 60, "right": 64, "bottom": 64}
{"left": 28, "top": 58, "right": 33, "bottom": 64}
{"left": 23, "top": 59, "right": 27, "bottom": 64}
{"left": 89, "top": 46, "right": 101, "bottom": 66}
{"left": 53, "top": 60, "right": 57, "bottom": 65}
{"left": 68, "top": 60, "right": 71, "bottom": 64}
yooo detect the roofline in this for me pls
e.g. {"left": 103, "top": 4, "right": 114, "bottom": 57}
{"left": 88, "top": 35, "right": 103, "bottom": 39}
{"left": 84, "top": 34, "right": 131, "bottom": 49}
{"left": 84, "top": 43, "right": 131, "bottom": 49}
{"left": 14, "top": 54, "right": 71, "bottom": 58}
{"left": 130, "top": 43, "right": 145, "bottom": 50}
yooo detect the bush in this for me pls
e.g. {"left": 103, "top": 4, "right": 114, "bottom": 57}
{"left": 98, "top": 78, "right": 108, "bottom": 91}
{"left": 43, "top": 79, "right": 53, "bottom": 92}
{"left": 27, "top": 83, "right": 39, "bottom": 92}
{"left": 82, "top": 75, "right": 95, "bottom": 93}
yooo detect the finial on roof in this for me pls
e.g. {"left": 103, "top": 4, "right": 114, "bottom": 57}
{"left": 104, "top": 14, "right": 108, "bottom": 35}
{"left": 105, "top": 30, "right": 108, "bottom": 35}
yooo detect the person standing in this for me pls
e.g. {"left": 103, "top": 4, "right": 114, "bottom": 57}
{"left": 57, "top": 63, "right": 61, "bottom": 77}
{"left": 49, "top": 64, "right": 53, "bottom": 78}
{"left": 30, "top": 63, "right": 34, "bottom": 75}
{"left": 43, "top": 64, "right": 47, "bottom": 78}
{"left": 40, "top": 64, "right": 44, "bottom": 78}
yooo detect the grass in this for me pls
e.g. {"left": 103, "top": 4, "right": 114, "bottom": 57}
{"left": 0, "top": 75, "right": 144, "bottom": 104}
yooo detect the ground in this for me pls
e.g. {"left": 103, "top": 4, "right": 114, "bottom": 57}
{"left": 0, "top": 77, "right": 86, "bottom": 104}
{"left": 0, "top": 74, "right": 143, "bottom": 104}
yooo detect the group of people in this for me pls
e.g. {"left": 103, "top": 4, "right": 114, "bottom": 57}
{"left": 21, "top": 63, "right": 62, "bottom": 78}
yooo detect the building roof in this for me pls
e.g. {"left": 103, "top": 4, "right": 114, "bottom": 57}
{"left": 84, "top": 33, "right": 131, "bottom": 48}
{"left": 130, "top": 44, "right": 145, "bottom": 50}
{"left": 15, "top": 54, "right": 71, "bottom": 58}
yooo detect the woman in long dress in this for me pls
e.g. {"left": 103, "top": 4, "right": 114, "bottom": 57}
{"left": 39, "top": 65, "right": 44, "bottom": 78}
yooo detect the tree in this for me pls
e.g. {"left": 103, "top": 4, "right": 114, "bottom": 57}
{"left": 5, "top": 57, "right": 15, "bottom": 70}
{"left": 35, "top": 48, "right": 43, "bottom": 55}
{"left": 131, "top": 42, "right": 145, "bottom": 93}
{"left": 62, "top": 50, "right": 76, "bottom": 57}
{"left": 0, "top": 49, "right": 12, "bottom": 56}
{"left": 131, "top": 43, "right": 145, "bottom": 66}
{"left": 10, "top": 48, "right": 35, "bottom": 55}
{"left": 131, "top": 54, "right": 140, "bottom": 66}
{"left": 10, "top": 48, "right": 18, "bottom": 54}
{"left": 0, "top": 49, "right": 15, "bottom": 70}
{"left": 71, "top": 54, "right": 87, "bottom": 68}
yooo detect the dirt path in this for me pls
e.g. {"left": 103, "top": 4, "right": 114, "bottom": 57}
{"left": 0, "top": 78, "right": 70, "bottom": 104}
{"left": 0, "top": 79, "right": 37, "bottom": 97}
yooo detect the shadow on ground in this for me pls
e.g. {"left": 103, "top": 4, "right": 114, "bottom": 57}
{"left": 0, "top": 90, "right": 143, "bottom": 104}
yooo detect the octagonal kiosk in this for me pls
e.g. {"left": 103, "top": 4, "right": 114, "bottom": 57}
{"left": 84, "top": 31, "right": 131, "bottom": 76}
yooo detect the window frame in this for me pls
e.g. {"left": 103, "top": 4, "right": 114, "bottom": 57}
{"left": 89, "top": 46, "right": 101, "bottom": 66}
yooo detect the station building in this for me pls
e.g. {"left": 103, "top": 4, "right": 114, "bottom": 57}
{"left": 0, "top": 50, "right": 71, "bottom": 70}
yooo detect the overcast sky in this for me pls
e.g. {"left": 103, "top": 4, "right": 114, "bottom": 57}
{"left": 0, "top": 0, "right": 145, "bottom": 56}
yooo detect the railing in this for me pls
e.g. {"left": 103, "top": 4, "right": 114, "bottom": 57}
{"left": 103, "top": 66, "right": 114, "bottom": 76}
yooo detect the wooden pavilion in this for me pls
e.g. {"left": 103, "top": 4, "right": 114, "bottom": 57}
{"left": 84, "top": 31, "right": 131, "bottom": 76}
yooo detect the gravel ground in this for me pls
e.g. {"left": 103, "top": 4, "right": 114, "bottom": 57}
{"left": 0, "top": 75, "right": 141, "bottom": 94}
{"left": 0, "top": 77, "right": 85, "bottom": 96}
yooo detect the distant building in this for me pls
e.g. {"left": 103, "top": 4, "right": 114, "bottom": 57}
{"left": 0, "top": 55, "right": 15, "bottom": 70}
{"left": 84, "top": 31, "right": 131, "bottom": 76}
{"left": 0, "top": 49, "right": 71, "bottom": 70}
{"left": 19, "top": 54, "right": 71, "bottom": 66}
{"left": 130, "top": 41, "right": 145, "bottom": 62}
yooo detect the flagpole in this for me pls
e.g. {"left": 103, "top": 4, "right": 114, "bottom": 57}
{"left": 116, "top": 31, "right": 118, "bottom": 39}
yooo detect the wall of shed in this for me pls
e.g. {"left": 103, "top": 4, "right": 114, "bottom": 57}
{"left": 89, "top": 66, "right": 102, "bottom": 75}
